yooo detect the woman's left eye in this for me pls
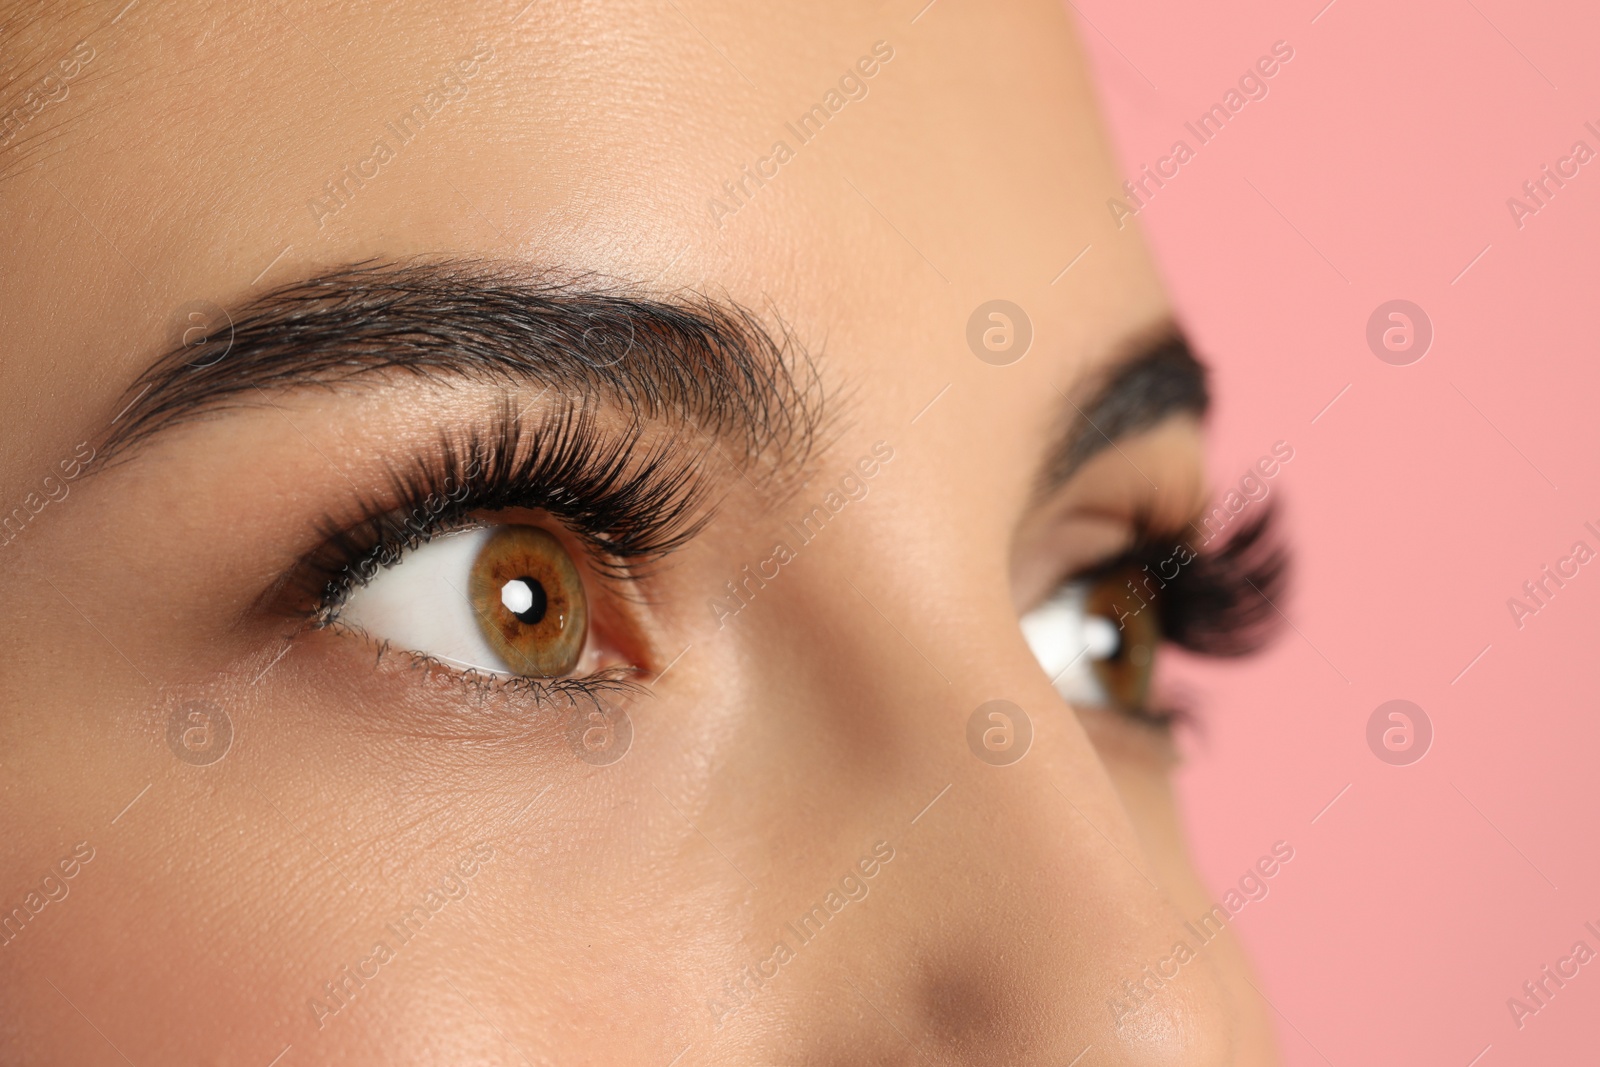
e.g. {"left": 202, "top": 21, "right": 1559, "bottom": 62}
{"left": 1020, "top": 564, "right": 1161, "bottom": 718}
{"left": 336, "top": 524, "right": 590, "bottom": 678}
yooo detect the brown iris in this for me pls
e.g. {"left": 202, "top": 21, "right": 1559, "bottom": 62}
{"left": 1085, "top": 564, "right": 1160, "bottom": 712}
{"left": 467, "top": 526, "right": 588, "bottom": 677}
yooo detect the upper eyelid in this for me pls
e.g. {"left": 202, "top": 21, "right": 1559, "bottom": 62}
{"left": 286, "top": 403, "right": 722, "bottom": 621}
{"left": 1034, "top": 331, "right": 1210, "bottom": 501}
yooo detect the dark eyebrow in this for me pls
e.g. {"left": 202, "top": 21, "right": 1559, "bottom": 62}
{"left": 1039, "top": 331, "right": 1209, "bottom": 493}
{"left": 101, "top": 259, "right": 826, "bottom": 476}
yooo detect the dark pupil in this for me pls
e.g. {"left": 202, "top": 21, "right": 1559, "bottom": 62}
{"left": 507, "top": 577, "right": 548, "bottom": 625}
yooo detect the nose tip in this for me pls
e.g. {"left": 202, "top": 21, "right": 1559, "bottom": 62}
{"left": 1093, "top": 978, "right": 1243, "bottom": 1067}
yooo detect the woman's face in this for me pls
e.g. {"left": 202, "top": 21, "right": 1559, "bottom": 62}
{"left": 1, "top": 1, "right": 1282, "bottom": 1063}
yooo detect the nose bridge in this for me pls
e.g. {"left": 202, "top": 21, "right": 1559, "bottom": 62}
{"left": 788, "top": 519, "right": 1126, "bottom": 844}
{"left": 734, "top": 531, "right": 1240, "bottom": 1064}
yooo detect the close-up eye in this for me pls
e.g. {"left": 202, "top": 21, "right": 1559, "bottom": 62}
{"left": 1021, "top": 509, "right": 1287, "bottom": 723}
{"left": 335, "top": 523, "right": 593, "bottom": 679}
{"left": 1020, "top": 570, "right": 1160, "bottom": 717}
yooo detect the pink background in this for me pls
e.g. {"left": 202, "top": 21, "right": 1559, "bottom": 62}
{"left": 1076, "top": 0, "right": 1600, "bottom": 1062}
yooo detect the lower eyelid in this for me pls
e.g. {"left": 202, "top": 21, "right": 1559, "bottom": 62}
{"left": 287, "top": 628, "right": 633, "bottom": 749}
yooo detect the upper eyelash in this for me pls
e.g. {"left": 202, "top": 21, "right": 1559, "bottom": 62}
{"left": 1077, "top": 501, "right": 1289, "bottom": 657}
{"left": 290, "top": 399, "right": 717, "bottom": 625}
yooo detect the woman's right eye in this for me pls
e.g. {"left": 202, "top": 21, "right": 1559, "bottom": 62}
{"left": 336, "top": 524, "right": 592, "bottom": 678}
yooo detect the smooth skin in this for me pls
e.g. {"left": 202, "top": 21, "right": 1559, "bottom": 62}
{"left": 0, "top": 1, "right": 1279, "bottom": 1063}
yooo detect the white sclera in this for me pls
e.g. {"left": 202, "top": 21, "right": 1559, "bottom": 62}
{"left": 1019, "top": 583, "right": 1120, "bottom": 707}
{"left": 338, "top": 526, "right": 514, "bottom": 675}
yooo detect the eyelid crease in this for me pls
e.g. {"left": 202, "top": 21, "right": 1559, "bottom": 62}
{"left": 1037, "top": 330, "right": 1210, "bottom": 497}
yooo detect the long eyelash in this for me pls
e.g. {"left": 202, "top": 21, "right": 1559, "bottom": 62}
{"left": 1086, "top": 501, "right": 1289, "bottom": 657}
{"left": 291, "top": 398, "right": 716, "bottom": 625}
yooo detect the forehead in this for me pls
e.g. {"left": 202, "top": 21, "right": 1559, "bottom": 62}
{"left": 0, "top": 0, "right": 1171, "bottom": 474}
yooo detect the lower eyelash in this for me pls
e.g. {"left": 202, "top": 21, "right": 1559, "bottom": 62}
{"left": 350, "top": 627, "right": 647, "bottom": 708}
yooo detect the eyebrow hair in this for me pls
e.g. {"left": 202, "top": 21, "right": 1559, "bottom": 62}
{"left": 102, "top": 259, "right": 827, "bottom": 477}
{"left": 1039, "top": 331, "right": 1210, "bottom": 493}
